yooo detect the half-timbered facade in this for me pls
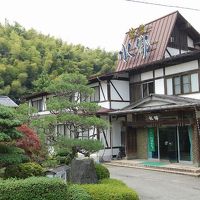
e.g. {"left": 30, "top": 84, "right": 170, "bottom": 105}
{"left": 25, "top": 11, "right": 200, "bottom": 165}
{"left": 107, "top": 11, "right": 200, "bottom": 166}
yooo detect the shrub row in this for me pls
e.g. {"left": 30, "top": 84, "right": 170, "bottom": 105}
{"left": 0, "top": 177, "right": 68, "bottom": 200}
{"left": 81, "top": 178, "right": 139, "bottom": 200}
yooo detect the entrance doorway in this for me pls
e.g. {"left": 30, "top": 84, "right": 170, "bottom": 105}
{"left": 178, "top": 126, "right": 192, "bottom": 162}
{"left": 159, "top": 127, "right": 178, "bottom": 162}
{"left": 126, "top": 127, "right": 137, "bottom": 158}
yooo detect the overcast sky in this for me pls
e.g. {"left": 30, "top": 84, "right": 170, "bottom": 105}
{"left": 0, "top": 0, "right": 199, "bottom": 51}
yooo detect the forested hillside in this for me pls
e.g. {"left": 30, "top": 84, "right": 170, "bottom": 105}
{"left": 0, "top": 21, "right": 117, "bottom": 100}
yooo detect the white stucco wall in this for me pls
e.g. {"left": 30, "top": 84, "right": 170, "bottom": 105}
{"left": 98, "top": 101, "right": 110, "bottom": 109}
{"left": 165, "top": 47, "right": 188, "bottom": 58}
{"left": 165, "top": 60, "right": 198, "bottom": 75}
{"left": 112, "top": 120, "right": 121, "bottom": 147}
{"left": 155, "top": 78, "right": 165, "bottom": 94}
{"left": 111, "top": 102, "right": 130, "bottom": 109}
{"left": 180, "top": 93, "right": 200, "bottom": 100}
{"left": 110, "top": 80, "right": 130, "bottom": 101}
{"left": 154, "top": 68, "right": 164, "bottom": 78}
{"left": 141, "top": 71, "right": 153, "bottom": 81}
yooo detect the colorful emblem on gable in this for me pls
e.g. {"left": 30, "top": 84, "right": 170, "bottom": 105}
{"left": 119, "top": 24, "right": 154, "bottom": 62}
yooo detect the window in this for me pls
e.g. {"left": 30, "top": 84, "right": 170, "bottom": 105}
{"left": 174, "top": 76, "right": 181, "bottom": 95}
{"left": 142, "top": 81, "right": 154, "bottom": 98}
{"left": 166, "top": 78, "right": 173, "bottom": 95}
{"left": 90, "top": 86, "right": 100, "bottom": 102}
{"left": 56, "top": 124, "right": 70, "bottom": 137}
{"left": 32, "top": 99, "right": 43, "bottom": 112}
{"left": 191, "top": 73, "right": 199, "bottom": 92}
{"left": 166, "top": 73, "right": 199, "bottom": 95}
{"left": 182, "top": 75, "right": 190, "bottom": 94}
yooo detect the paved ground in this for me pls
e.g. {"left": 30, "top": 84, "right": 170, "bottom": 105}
{"left": 107, "top": 165, "right": 200, "bottom": 200}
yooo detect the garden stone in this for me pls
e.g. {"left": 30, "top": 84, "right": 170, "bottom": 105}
{"left": 70, "top": 158, "right": 98, "bottom": 184}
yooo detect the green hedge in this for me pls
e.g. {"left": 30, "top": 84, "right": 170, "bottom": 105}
{"left": 81, "top": 178, "right": 139, "bottom": 200}
{"left": 67, "top": 185, "right": 92, "bottom": 200}
{"left": 0, "top": 177, "right": 68, "bottom": 200}
{"left": 4, "top": 162, "right": 44, "bottom": 179}
{"left": 94, "top": 163, "right": 110, "bottom": 180}
{"left": 99, "top": 178, "right": 126, "bottom": 186}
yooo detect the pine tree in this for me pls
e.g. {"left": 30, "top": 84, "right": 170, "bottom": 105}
{"left": 0, "top": 105, "right": 28, "bottom": 167}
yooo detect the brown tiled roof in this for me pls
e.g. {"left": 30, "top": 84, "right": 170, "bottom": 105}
{"left": 116, "top": 11, "right": 178, "bottom": 72}
{"left": 96, "top": 107, "right": 114, "bottom": 115}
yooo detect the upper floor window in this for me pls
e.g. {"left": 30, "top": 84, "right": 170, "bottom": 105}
{"left": 130, "top": 81, "right": 154, "bottom": 102}
{"left": 166, "top": 73, "right": 199, "bottom": 95}
{"left": 90, "top": 86, "right": 100, "bottom": 102}
{"left": 32, "top": 99, "right": 43, "bottom": 112}
{"left": 142, "top": 81, "right": 154, "bottom": 98}
{"left": 80, "top": 86, "right": 100, "bottom": 102}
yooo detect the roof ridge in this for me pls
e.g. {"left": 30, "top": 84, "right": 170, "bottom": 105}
{"left": 145, "top": 10, "right": 178, "bottom": 27}
{"left": 126, "top": 10, "right": 178, "bottom": 32}
{"left": 152, "top": 94, "right": 200, "bottom": 103}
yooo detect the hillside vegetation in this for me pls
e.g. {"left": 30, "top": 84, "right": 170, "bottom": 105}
{"left": 0, "top": 21, "right": 117, "bottom": 100}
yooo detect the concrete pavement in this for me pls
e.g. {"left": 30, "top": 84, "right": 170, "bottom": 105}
{"left": 107, "top": 165, "right": 200, "bottom": 200}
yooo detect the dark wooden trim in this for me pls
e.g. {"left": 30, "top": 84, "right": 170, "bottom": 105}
{"left": 102, "top": 129, "right": 109, "bottom": 148}
{"left": 107, "top": 80, "right": 111, "bottom": 109}
{"left": 98, "top": 81, "right": 106, "bottom": 101}
{"left": 166, "top": 48, "right": 172, "bottom": 57}
{"left": 111, "top": 77, "right": 129, "bottom": 81}
{"left": 109, "top": 115, "right": 112, "bottom": 148}
{"left": 110, "top": 100, "right": 130, "bottom": 102}
{"left": 163, "top": 66, "right": 167, "bottom": 94}
{"left": 104, "top": 146, "right": 123, "bottom": 149}
{"left": 110, "top": 80, "right": 124, "bottom": 101}
{"left": 127, "top": 119, "right": 194, "bottom": 128}
{"left": 153, "top": 70, "right": 155, "bottom": 95}
{"left": 198, "top": 59, "right": 200, "bottom": 93}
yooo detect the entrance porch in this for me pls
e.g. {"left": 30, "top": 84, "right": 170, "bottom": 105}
{"left": 110, "top": 94, "right": 200, "bottom": 166}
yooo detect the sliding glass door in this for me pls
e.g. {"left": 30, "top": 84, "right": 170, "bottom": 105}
{"left": 159, "top": 127, "right": 178, "bottom": 162}
{"left": 178, "top": 126, "right": 192, "bottom": 162}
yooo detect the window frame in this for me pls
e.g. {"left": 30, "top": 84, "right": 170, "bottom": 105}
{"left": 142, "top": 81, "right": 155, "bottom": 98}
{"left": 32, "top": 98, "right": 43, "bottom": 112}
{"left": 90, "top": 86, "right": 100, "bottom": 102}
{"left": 166, "top": 72, "right": 199, "bottom": 95}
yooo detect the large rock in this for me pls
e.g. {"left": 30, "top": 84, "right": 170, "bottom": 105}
{"left": 70, "top": 158, "right": 98, "bottom": 184}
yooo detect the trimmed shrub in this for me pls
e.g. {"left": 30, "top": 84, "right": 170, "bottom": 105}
{"left": 94, "top": 163, "right": 110, "bottom": 180}
{"left": 81, "top": 178, "right": 139, "bottom": 200}
{"left": 4, "top": 162, "right": 44, "bottom": 179}
{"left": 100, "top": 178, "right": 126, "bottom": 186}
{"left": 0, "top": 177, "right": 68, "bottom": 200}
{"left": 56, "top": 148, "right": 74, "bottom": 165}
{"left": 67, "top": 184, "right": 92, "bottom": 200}
{"left": 42, "top": 158, "right": 58, "bottom": 168}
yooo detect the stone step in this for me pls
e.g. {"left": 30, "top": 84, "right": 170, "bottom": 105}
{"left": 105, "top": 161, "right": 200, "bottom": 177}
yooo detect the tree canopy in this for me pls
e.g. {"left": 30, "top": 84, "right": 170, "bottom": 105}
{"left": 32, "top": 73, "right": 108, "bottom": 143}
{"left": 0, "top": 105, "right": 28, "bottom": 167}
{"left": 0, "top": 21, "right": 117, "bottom": 99}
